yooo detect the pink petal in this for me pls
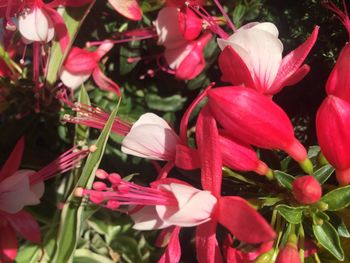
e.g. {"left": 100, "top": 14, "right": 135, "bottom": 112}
{"left": 157, "top": 185, "right": 216, "bottom": 227}
{"left": 31, "top": 181, "right": 45, "bottom": 199}
{"left": 216, "top": 196, "right": 276, "bottom": 244}
{"left": 178, "top": 6, "right": 202, "bottom": 41}
{"left": 47, "top": 0, "right": 93, "bottom": 8}
{"left": 196, "top": 106, "right": 222, "bottom": 196}
{"left": 94, "top": 41, "right": 114, "bottom": 60}
{"left": 5, "top": 210, "right": 41, "bottom": 243}
{"left": 108, "top": 0, "right": 142, "bottom": 21}
{"left": 43, "top": 6, "right": 69, "bottom": 52}
{"left": 0, "top": 222, "right": 18, "bottom": 263}
{"left": 158, "top": 226, "right": 181, "bottom": 263}
{"left": 195, "top": 221, "right": 223, "bottom": 263}
{"left": 63, "top": 47, "right": 97, "bottom": 73}
{"left": 269, "top": 26, "right": 319, "bottom": 95}
{"left": 279, "top": 64, "right": 310, "bottom": 88}
{"left": 155, "top": 227, "right": 174, "bottom": 247}
{"left": 131, "top": 206, "right": 171, "bottom": 230}
{"left": 154, "top": 7, "right": 187, "bottom": 49}
{"left": 0, "top": 137, "right": 24, "bottom": 182}
{"left": 175, "top": 144, "right": 200, "bottom": 170}
{"left": 92, "top": 67, "right": 121, "bottom": 95}
{"left": 218, "top": 46, "right": 254, "bottom": 87}
{"left": 0, "top": 170, "right": 40, "bottom": 214}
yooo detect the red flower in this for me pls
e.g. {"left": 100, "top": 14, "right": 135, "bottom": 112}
{"left": 292, "top": 176, "right": 322, "bottom": 204}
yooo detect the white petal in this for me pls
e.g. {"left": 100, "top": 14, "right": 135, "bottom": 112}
{"left": 251, "top": 22, "right": 279, "bottom": 37}
{"left": 31, "top": 181, "right": 45, "bottom": 199}
{"left": 164, "top": 43, "right": 192, "bottom": 70}
{"left": 153, "top": 7, "right": 187, "bottom": 49}
{"left": 18, "top": 8, "right": 54, "bottom": 43}
{"left": 121, "top": 114, "right": 180, "bottom": 160}
{"left": 60, "top": 69, "right": 91, "bottom": 90}
{"left": 0, "top": 170, "right": 40, "bottom": 214}
{"left": 131, "top": 206, "right": 171, "bottom": 230}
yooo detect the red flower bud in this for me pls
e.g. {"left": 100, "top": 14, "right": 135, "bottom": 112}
{"left": 316, "top": 95, "right": 350, "bottom": 185}
{"left": 292, "top": 176, "right": 322, "bottom": 204}
{"left": 178, "top": 6, "right": 202, "bottom": 40}
{"left": 276, "top": 243, "right": 301, "bottom": 263}
{"left": 207, "top": 87, "right": 308, "bottom": 164}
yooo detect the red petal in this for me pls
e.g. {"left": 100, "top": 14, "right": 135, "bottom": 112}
{"left": 92, "top": 67, "right": 121, "bottom": 95}
{"left": 158, "top": 226, "right": 181, "bottom": 263}
{"left": 0, "top": 137, "right": 24, "bottom": 182}
{"left": 326, "top": 43, "right": 350, "bottom": 102}
{"left": 196, "top": 106, "right": 222, "bottom": 196}
{"left": 270, "top": 26, "right": 319, "bottom": 94}
{"left": 46, "top": 0, "right": 93, "bottom": 8}
{"left": 6, "top": 211, "right": 41, "bottom": 244}
{"left": 178, "top": 6, "right": 202, "bottom": 40}
{"left": 216, "top": 196, "right": 276, "bottom": 244}
{"left": 108, "top": 0, "right": 142, "bottom": 21}
{"left": 195, "top": 221, "right": 223, "bottom": 263}
{"left": 43, "top": 7, "right": 69, "bottom": 52}
{"left": 0, "top": 222, "right": 18, "bottom": 263}
{"left": 277, "top": 64, "right": 310, "bottom": 89}
{"left": 175, "top": 144, "right": 200, "bottom": 170}
{"left": 63, "top": 47, "right": 97, "bottom": 73}
{"left": 218, "top": 46, "right": 254, "bottom": 88}
{"left": 155, "top": 227, "right": 174, "bottom": 247}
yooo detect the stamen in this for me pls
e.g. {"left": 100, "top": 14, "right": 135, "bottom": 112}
{"left": 29, "top": 147, "right": 90, "bottom": 184}
{"left": 323, "top": 0, "right": 350, "bottom": 40}
{"left": 212, "top": 0, "right": 237, "bottom": 32}
{"left": 76, "top": 171, "right": 178, "bottom": 208}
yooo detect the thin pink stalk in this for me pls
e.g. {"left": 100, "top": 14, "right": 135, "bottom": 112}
{"left": 212, "top": 0, "right": 237, "bottom": 32}
{"left": 324, "top": 0, "right": 350, "bottom": 40}
{"left": 29, "top": 147, "right": 90, "bottom": 184}
{"left": 87, "top": 35, "right": 158, "bottom": 47}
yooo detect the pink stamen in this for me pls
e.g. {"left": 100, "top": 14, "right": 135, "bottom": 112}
{"left": 212, "top": 0, "right": 237, "bottom": 32}
{"left": 29, "top": 147, "right": 90, "bottom": 184}
{"left": 324, "top": 0, "right": 350, "bottom": 40}
{"left": 77, "top": 171, "right": 178, "bottom": 208}
{"left": 188, "top": 4, "right": 229, "bottom": 39}
{"left": 62, "top": 102, "right": 132, "bottom": 136}
{"left": 86, "top": 33, "right": 158, "bottom": 47}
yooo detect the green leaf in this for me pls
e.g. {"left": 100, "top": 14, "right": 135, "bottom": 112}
{"left": 46, "top": 3, "right": 95, "bottom": 85}
{"left": 274, "top": 170, "right": 295, "bottom": 190}
{"left": 232, "top": 4, "right": 246, "bottom": 28}
{"left": 15, "top": 244, "right": 40, "bottom": 263}
{"left": 322, "top": 185, "right": 350, "bottom": 211}
{"left": 146, "top": 94, "right": 186, "bottom": 112}
{"left": 314, "top": 164, "right": 334, "bottom": 184}
{"left": 74, "top": 249, "right": 115, "bottom": 263}
{"left": 52, "top": 99, "right": 121, "bottom": 263}
{"left": 313, "top": 221, "right": 344, "bottom": 261}
{"left": 275, "top": 204, "right": 306, "bottom": 224}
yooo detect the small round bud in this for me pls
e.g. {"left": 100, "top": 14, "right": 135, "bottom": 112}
{"left": 74, "top": 187, "right": 85, "bottom": 197}
{"left": 292, "top": 175, "right": 322, "bottom": 205}
{"left": 96, "top": 169, "right": 108, "bottom": 179}
{"left": 276, "top": 243, "right": 301, "bottom": 263}
{"left": 89, "top": 145, "right": 97, "bottom": 152}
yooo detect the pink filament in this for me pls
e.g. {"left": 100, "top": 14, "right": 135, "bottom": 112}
{"left": 324, "top": 0, "right": 350, "bottom": 40}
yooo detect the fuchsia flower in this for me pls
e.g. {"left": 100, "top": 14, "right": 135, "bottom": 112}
{"left": 154, "top": 7, "right": 211, "bottom": 80}
{"left": 292, "top": 176, "right": 322, "bottom": 204}
{"left": 207, "top": 86, "right": 312, "bottom": 173}
{"left": 217, "top": 22, "right": 318, "bottom": 95}
{"left": 0, "top": 137, "right": 90, "bottom": 262}
{"left": 60, "top": 41, "right": 121, "bottom": 95}
{"left": 316, "top": 96, "right": 350, "bottom": 185}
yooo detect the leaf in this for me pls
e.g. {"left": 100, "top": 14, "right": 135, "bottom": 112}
{"left": 314, "top": 164, "right": 334, "bottom": 184}
{"left": 274, "top": 170, "right": 295, "bottom": 190}
{"left": 322, "top": 185, "right": 350, "bottom": 211}
{"left": 275, "top": 204, "right": 306, "bottom": 224}
{"left": 15, "top": 244, "right": 40, "bottom": 263}
{"left": 46, "top": 2, "right": 95, "bottom": 85}
{"left": 146, "top": 94, "right": 186, "bottom": 112}
{"left": 52, "top": 99, "right": 121, "bottom": 263}
{"left": 313, "top": 221, "right": 344, "bottom": 260}
{"left": 74, "top": 249, "right": 115, "bottom": 263}
{"left": 338, "top": 221, "right": 350, "bottom": 238}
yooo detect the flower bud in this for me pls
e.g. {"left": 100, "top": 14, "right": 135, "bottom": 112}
{"left": 292, "top": 176, "right": 322, "bottom": 204}
{"left": 276, "top": 243, "right": 301, "bottom": 263}
{"left": 316, "top": 95, "right": 350, "bottom": 185}
{"left": 207, "top": 87, "right": 311, "bottom": 172}
{"left": 178, "top": 6, "right": 202, "bottom": 40}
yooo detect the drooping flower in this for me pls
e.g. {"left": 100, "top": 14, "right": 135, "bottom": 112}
{"left": 207, "top": 86, "right": 313, "bottom": 174}
{"left": 0, "top": 137, "right": 90, "bottom": 261}
{"left": 316, "top": 95, "right": 350, "bottom": 185}
{"left": 217, "top": 22, "right": 319, "bottom": 95}
{"left": 292, "top": 176, "right": 322, "bottom": 204}
{"left": 60, "top": 41, "right": 121, "bottom": 95}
